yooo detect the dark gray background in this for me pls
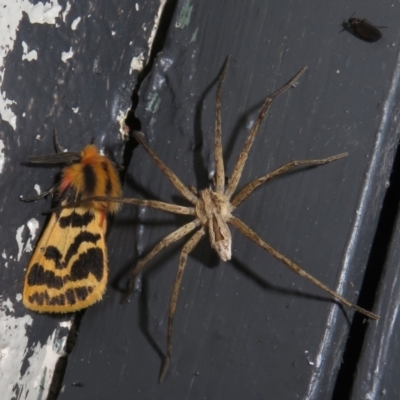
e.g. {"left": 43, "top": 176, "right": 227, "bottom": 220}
{"left": 2, "top": 0, "right": 400, "bottom": 399}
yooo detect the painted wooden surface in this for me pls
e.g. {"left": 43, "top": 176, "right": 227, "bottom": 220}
{"left": 1, "top": 0, "right": 400, "bottom": 399}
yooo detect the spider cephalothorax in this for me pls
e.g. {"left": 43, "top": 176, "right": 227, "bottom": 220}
{"left": 195, "top": 188, "right": 234, "bottom": 261}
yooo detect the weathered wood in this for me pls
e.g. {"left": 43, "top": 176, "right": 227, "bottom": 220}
{"left": 2, "top": 0, "right": 400, "bottom": 399}
{"left": 0, "top": 1, "right": 161, "bottom": 398}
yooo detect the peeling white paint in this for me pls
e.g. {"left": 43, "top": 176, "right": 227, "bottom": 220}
{"left": 62, "top": 1, "right": 71, "bottom": 22}
{"left": 146, "top": 0, "right": 166, "bottom": 58}
{"left": 34, "top": 184, "right": 41, "bottom": 195}
{"left": 26, "top": 219, "right": 39, "bottom": 253}
{"left": 71, "top": 16, "right": 81, "bottom": 30}
{"left": 15, "top": 225, "right": 25, "bottom": 262}
{"left": 0, "top": 300, "right": 71, "bottom": 400}
{"left": 61, "top": 47, "right": 73, "bottom": 62}
{"left": 21, "top": 41, "right": 38, "bottom": 61}
{"left": 15, "top": 218, "right": 40, "bottom": 261}
{"left": 71, "top": 106, "right": 79, "bottom": 113}
{"left": 15, "top": 293, "right": 22, "bottom": 302}
{"left": 0, "top": 0, "right": 62, "bottom": 130}
{"left": 126, "top": 0, "right": 167, "bottom": 77}
{"left": 25, "top": 0, "right": 62, "bottom": 24}
{"left": 117, "top": 109, "right": 130, "bottom": 140}
{"left": 129, "top": 52, "right": 145, "bottom": 74}
{"left": 0, "top": 139, "right": 5, "bottom": 174}
{"left": 0, "top": 299, "right": 32, "bottom": 399}
{"left": 59, "top": 320, "right": 72, "bottom": 329}
{"left": 1, "top": 250, "right": 6, "bottom": 259}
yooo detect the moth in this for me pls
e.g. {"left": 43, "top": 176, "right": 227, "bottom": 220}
{"left": 22, "top": 135, "right": 122, "bottom": 312}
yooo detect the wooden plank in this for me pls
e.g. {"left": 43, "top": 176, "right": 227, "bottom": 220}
{"left": 0, "top": 1, "right": 161, "bottom": 398}
{"left": 58, "top": 1, "right": 400, "bottom": 399}
{"left": 351, "top": 155, "right": 400, "bottom": 398}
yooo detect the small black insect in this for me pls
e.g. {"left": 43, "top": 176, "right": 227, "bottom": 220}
{"left": 342, "top": 16, "right": 383, "bottom": 42}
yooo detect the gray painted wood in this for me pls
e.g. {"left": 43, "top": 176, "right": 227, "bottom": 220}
{"left": 0, "top": 1, "right": 160, "bottom": 398}
{"left": 352, "top": 200, "right": 400, "bottom": 398}
{"left": 2, "top": 0, "right": 400, "bottom": 399}
{"left": 59, "top": 1, "right": 400, "bottom": 399}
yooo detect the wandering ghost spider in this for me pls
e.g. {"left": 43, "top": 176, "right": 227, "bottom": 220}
{"left": 86, "top": 57, "right": 379, "bottom": 382}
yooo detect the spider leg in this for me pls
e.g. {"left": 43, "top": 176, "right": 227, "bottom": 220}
{"left": 122, "top": 220, "right": 202, "bottom": 302}
{"left": 57, "top": 196, "right": 196, "bottom": 216}
{"left": 214, "top": 56, "right": 230, "bottom": 193}
{"left": 229, "top": 216, "right": 379, "bottom": 320}
{"left": 231, "top": 153, "right": 348, "bottom": 207}
{"left": 133, "top": 131, "right": 198, "bottom": 205}
{"left": 225, "top": 67, "right": 308, "bottom": 199}
{"left": 159, "top": 228, "right": 206, "bottom": 383}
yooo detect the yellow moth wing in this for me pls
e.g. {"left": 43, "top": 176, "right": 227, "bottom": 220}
{"left": 23, "top": 206, "right": 108, "bottom": 313}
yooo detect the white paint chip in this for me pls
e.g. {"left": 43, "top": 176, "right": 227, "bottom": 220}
{"left": 21, "top": 41, "right": 38, "bottom": 61}
{"left": 0, "top": 298, "right": 71, "bottom": 400}
{"left": 129, "top": 52, "right": 145, "bottom": 74}
{"left": 71, "top": 16, "right": 81, "bottom": 30}
{"left": 117, "top": 109, "right": 130, "bottom": 140}
{"left": 34, "top": 184, "right": 41, "bottom": 195}
{"left": 62, "top": 1, "right": 71, "bottom": 22}
{"left": 135, "top": 3, "right": 139, "bottom": 11}
{"left": 25, "top": 0, "right": 62, "bottom": 24}
{"left": 71, "top": 107, "right": 79, "bottom": 113}
{"left": 15, "top": 218, "right": 40, "bottom": 261}
{"left": 26, "top": 219, "right": 39, "bottom": 253}
{"left": 61, "top": 47, "right": 73, "bottom": 62}
{"left": 144, "top": 0, "right": 167, "bottom": 65}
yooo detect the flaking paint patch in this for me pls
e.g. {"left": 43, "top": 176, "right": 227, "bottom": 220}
{"left": 71, "top": 16, "right": 81, "bottom": 30}
{"left": 34, "top": 184, "right": 41, "bottom": 195}
{"left": 0, "top": 298, "right": 32, "bottom": 399}
{"left": 21, "top": 41, "right": 38, "bottom": 61}
{"left": 0, "top": 303, "right": 71, "bottom": 400}
{"left": 175, "top": 0, "right": 193, "bottom": 29}
{"left": 0, "top": 0, "right": 62, "bottom": 130}
{"left": 62, "top": 1, "right": 71, "bottom": 22}
{"left": 147, "top": 0, "right": 167, "bottom": 55}
{"left": 117, "top": 109, "right": 130, "bottom": 140}
{"left": 130, "top": 52, "right": 145, "bottom": 74}
{"left": 61, "top": 47, "right": 73, "bottom": 62}
{"left": 146, "top": 92, "right": 161, "bottom": 113}
{"left": 16, "top": 218, "right": 39, "bottom": 261}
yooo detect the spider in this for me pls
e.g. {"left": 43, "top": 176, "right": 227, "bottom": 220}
{"left": 86, "top": 58, "right": 378, "bottom": 382}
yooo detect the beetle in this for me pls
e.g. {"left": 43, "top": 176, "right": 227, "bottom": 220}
{"left": 342, "top": 15, "right": 383, "bottom": 42}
